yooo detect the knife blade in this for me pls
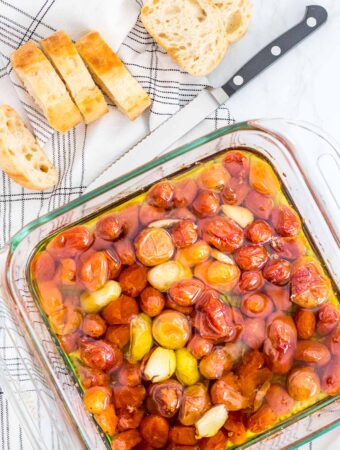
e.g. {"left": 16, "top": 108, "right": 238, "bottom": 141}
{"left": 86, "top": 5, "right": 327, "bottom": 194}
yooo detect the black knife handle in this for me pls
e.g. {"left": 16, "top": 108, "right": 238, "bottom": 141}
{"left": 222, "top": 5, "right": 328, "bottom": 97}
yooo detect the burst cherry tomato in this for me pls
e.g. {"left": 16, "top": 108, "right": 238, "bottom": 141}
{"left": 198, "top": 216, "right": 243, "bottom": 252}
{"left": 139, "top": 203, "right": 165, "bottom": 225}
{"left": 119, "top": 264, "right": 148, "bottom": 297}
{"left": 33, "top": 251, "right": 56, "bottom": 281}
{"left": 249, "top": 158, "right": 280, "bottom": 197}
{"left": 38, "top": 280, "right": 63, "bottom": 315}
{"left": 114, "top": 238, "right": 136, "bottom": 265}
{"left": 118, "top": 361, "right": 142, "bottom": 387}
{"left": 83, "top": 386, "right": 112, "bottom": 414}
{"left": 102, "top": 295, "right": 138, "bottom": 325}
{"left": 316, "top": 303, "right": 339, "bottom": 335}
{"left": 104, "top": 248, "right": 122, "bottom": 280}
{"left": 111, "top": 430, "right": 142, "bottom": 450}
{"left": 223, "top": 151, "right": 249, "bottom": 178}
{"left": 169, "top": 425, "right": 197, "bottom": 445}
{"left": 105, "top": 325, "right": 130, "bottom": 349}
{"left": 244, "top": 191, "right": 274, "bottom": 220}
{"left": 140, "top": 287, "right": 165, "bottom": 317}
{"left": 199, "top": 347, "right": 233, "bottom": 379}
{"left": 247, "top": 404, "right": 278, "bottom": 433}
{"left": 113, "top": 385, "right": 146, "bottom": 409}
{"left": 135, "top": 228, "right": 174, "bottom": 266}
{"left": 221, "top": 177, "right": 250, "bottom": 206}
{"left": 192, "top": 191, "right": 220, "bottom": 217}
{"left": 321, "top": 358, "right": 340, "bottom": 396}
{"left": 82, "top": 314, "right": 107, "bottom": 338}
{"left": 245, "top": 219, "right": 273, "bottom": 244}
{"left": 223, "top": 411, "right": 246, "bottom": 445}
{"left": 179, "top": 383, "right": 210, "bottom": 426}
{"left": 242, "top": 318, "right": 266, "bottom": 349}
{"left": 198, "top": 164, "right": 230, "bottom": 192}
{"left": 211, "top": 372, "right": 248, "bottom": 410}
{"left": 234, "top": 244, "right": 268, "bottom": 271}
{"left": 147, "top": 181, "right": 175, "bottom": 209}
{"left": 169, "top": 279, "right": 205, "bottom": 306}
{"left": 264, "top": 284, "right": 291, "bottom": 311}
{"left": 325, "top": 325, "right": 340, "bottom": 356}
{"left": 199, "top": 430, "right": 228, "bottom": 450}
{"left": 287, "top": 367, "right": 320, "bottom": 401}
{"left": 236, "top": 270, "right": 264, "bottom": 293}
{"left": 171, "top": 221, "right": 198, "bottom": 248}
{"left": 77, "top": 365, "right": 109, "bottom": 389}
{"left": 271, "top": 204, "right": 301, "bottom": 237}
{"left": 241, "top": 293, "right": 273, "bottom": 319}
{"left": 188, "top": 335, "right": 213, "bottom": 359}
{"left": 79, "top": 251, "right": 108, "bottom": 292}
{"left": 117, "top": 409, "right": 144, "bottom": 432}
{"left": 265, "top": 384, "right": 294, "bottom": 416}
{"left": 263, "top": 258, "right": 291, "bottom": 285}
{"left": 96, "top": 213, "right": 123, "bottom": 241}
{"left": 139, "top": 414, "right": 169, "bottom": 449}
{"left": 271, "top": 236, "right": 306, "bottom": 260}
{"left": 47, "top": 226, "right": 93, "bottom": 258}
{"left": 294, "top": 309, "right": 316, "bottom": 339}
{"left": 173, "top": 179, "right": 198, "bottom": 208}
{"left": 295, "top": 340, "right": 331, "bottom": 366}
{"left": 79, "top": 338, "right": 122, "bottom": 371}
{"left": 147, "top": 379, "right": 183, "bottom": 418}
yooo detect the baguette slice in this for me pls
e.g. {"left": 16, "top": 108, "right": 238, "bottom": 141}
{"left": 141, "top": 0, "right": 228, "bottom": 76}
{"left": 0, "top": 105, "right": 58, "bottom": 190}
{"left": 212, "top": 0, "right": 252, "bottom": 44}
{"left": 41, "top": 31, "right": 108, "bottom": 124}
{"left": 11, "top": 41, "right": 82, "bottom": 133}
{"left": 76, "top": 32, "right": 151, "bottom": 121}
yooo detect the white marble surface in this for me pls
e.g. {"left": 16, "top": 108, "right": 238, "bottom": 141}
{"left": 209, "top": 0, "right": 340, "bottom": 145}
{"left": 210, "top": 1, "right": 340, "bottom": 449}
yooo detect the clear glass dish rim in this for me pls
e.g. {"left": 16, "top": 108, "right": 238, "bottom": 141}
{"left": 3, "top": 118, "right": 340, "bottom": 448}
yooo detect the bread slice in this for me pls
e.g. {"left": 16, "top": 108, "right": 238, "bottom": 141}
{"left": 141, "top": 0, "right": 229, "bottom": 77}
{"left": 212, "top": 0, "right": 252, "bottom": 44}
{"left": 0, "top": 105, "right": 58, "bottom": 190}
{"left": 41, "top": 31, "right": 108, "bottom": 124}
{"left": 11, "top": 41, "right": 82, "bottom": 133}
{"left": 76, "top": 32, "right": 151, "bottom": 121}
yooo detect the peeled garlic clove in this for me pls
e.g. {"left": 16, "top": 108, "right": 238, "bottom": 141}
{"left": 148, "top": 219, "right": 182, "bottom": 228}
{"left": 175, "top": 348, "right": 200, "bottom": 386}
{"left": 80, "top": 280, "right": 121, "bottom": 313}
{"left": 143, "top": 347, "right": 176, "bottom": 383}
{"left": 128, "top": 313, "right": 153, "bottom": 363}
{"left": 211, "top": 249, "right": 235, "bottom": 265}
{"left": 147, "top": 261, "right": 192, "bottom": 292}
{"left": 195, "top": 404, "right": 228, "bottom": 439}
{"left": 222, "top": 204, "right": 254, "bottom": 228}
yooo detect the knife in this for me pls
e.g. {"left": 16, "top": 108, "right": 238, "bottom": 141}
{"left": 86, "top": 5, "right": 327, "bottom": 193}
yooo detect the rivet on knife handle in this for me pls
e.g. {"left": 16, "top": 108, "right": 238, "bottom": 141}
{"left": 222, "top": 5, "right": 328, "bottom": 97}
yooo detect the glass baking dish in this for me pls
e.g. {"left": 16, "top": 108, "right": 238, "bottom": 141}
{"left": 0, "top": 118, "right": 339, "bottom": 450}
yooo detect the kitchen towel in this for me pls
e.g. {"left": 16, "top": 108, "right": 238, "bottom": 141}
{"left": 0, "top": 1, "right": 338, "bottom": 449}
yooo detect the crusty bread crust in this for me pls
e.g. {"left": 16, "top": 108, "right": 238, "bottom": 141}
{"left": 141, "top": 0, "right": 229, "bottom": 77}
{"left": 41, "top": 31, "right": 108, "bottom": 124}
{"left": 76, "top": 32, "right": 151, "bottom": 121}
{"left": 0, "top": 105, "right": 58, "bottom": 190}
{"left": 11, "top": 41, "right": 82, "bottom": 132}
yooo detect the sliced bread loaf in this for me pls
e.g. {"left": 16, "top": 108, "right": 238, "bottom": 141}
{"left": 0, "top": 105, "right": 58, "bottom": 190}
{"left": 141, "top": 0, "right": 229, "bottom": 76}
{"left": 41, "top": 31, "right": 108, "bottom": 124}
{"left": 212, "top": 0, "right": 252, "bottom": 44}
{"left": 11, "top": 41, "right": 82, "bottom": 133}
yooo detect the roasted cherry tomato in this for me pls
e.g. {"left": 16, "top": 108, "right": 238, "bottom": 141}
{"left": 198, "top": 164, "right": 230, "bottom": 192}
{"left": 49, "top": 305, "right": 82, "bottom": 336}
{"left": 287, "top": 367, "right": 320, "bottom": 401}
{"left": 271, "top": 204, "right": 301, "bottom": 237}
{"left": 265, "top": 384, "right": 294, "bottom": 416}
{"left": 263, "top": 284, "right": 291, "bottom": 311}
{"left": 316, "top": 304, "right": 339, "bottom": 336}
{"left": 82, "top": 313, "right": 107, "bottom": 338}
{"left": 263, "top": 258, "right": 291, "bottom": 285}
{"left": 236, "top": 270, "right": 264, "bottom": 293}
{"left": 223, "top": 410, "right": 246, "bottom": 445}
{"left": 118, "top": 204, "right": 140, "bottom": 238}
{"left": 83, "top": 386, "right": 112, "bottom": 414}
{"left": 118, "top": 361, "right": 142, "bottom": 387}
{"left": 59, "top": 330, "right": 81, "bottom": 354}
{"left": 55, "top": 258, "right": 77, "bottom": 285}
{"left": 113, "top": 385, "right": 146, "bottom": 409}
{"left": 211, "top": 372, "right": 248, "bottom": 410}
{"left": 249, "top": 158, "right": 280, "bottom": 197}
{"left": 104, "top": 248, "right": 122, "bottom": 280}
{"left": 221, "top": 177, "right": 250, "bottom": 206}
{"left": 198, "top": 216, "right": 243, "bottom": 252}
{"left": 119, "top": 264, "right": 148, "bottom": 297}
{"left": 33, "top": 250, "right": 56, "bottom": 281}
{"left": 80, "top": 251, "right": 108, "bottom": 292}
{"left": 117, "top": 408, "right": 144, "bottom": 432}
{"left": 135, "top": 228, "right": 174, "bottom": 266}
{"left": 166, "top": 296, "right": 193, "bottom": 315}
{"left": 102, "top": 295, "right": 138, "bottom": 325}
{"left": 194, "top": 260, "right": 240, "bottom": 294}
{"left": 223, "top": 151, "right": 249, "bottom": 178}
{"left": 241, "top": 293, "right": 273, "bottom": 319}
{"left": 290, "top": 257, "right": 330, "bottom": 308}
{"left": 79, "top": 338, "right": 123, "bottom": 371}
{"left": 139, "top": 203, "right": 165, "bottom": 226}
{"left": 199, "top": 347, "right": 232, "bottom": 379}
{"left": 271, "top": 236, "right": 306, "bottom": 260}
{"left": 105, "top": 324, "right": 130, "bottom": 349}
{"left": 176, "top": 240, "right": 211, "bottom": 266}
{"left": 264, "top": 314, "right": 297, "bottom": 373}
{"left": 242, "top": 318, "right": 266, "bottom": 349}
{"left": 96, "top": 213, "right": 123, "bottom": 241}
{"left": 169, "top": 425, "right": 197, "bottom": 445}
{"left": 77, "top": 364, "right": 109, "bottom": 389}
{"left": 147, "top": 181, "right": 175, "bottom": 209}
{"left": 321, "top": 358, "right": 340, "bottom": 396}
{"left": 179, "top": 383, "right": 211, "bottom": 426}
{"left": 247, "top": 404, "right": 278, "bottom": 433}
{"left": 294, "top": 309, "right": 316, "bottom": 339}
{"left": 244, "top": 191, "right": 274, "bottom": 220}
{"left": 139, "top": 414, "right": 169, "bottom": 449}
{"left": 114, "top": 238, "right": 136, "bottom": 265}
{"left": 111, "top": 430, "right": 142, "bottom": 450}
{"left": 169, "top": 207, "right": 196, "bottom": 221}
{"left": 245, "top": 219, "right": 273, "bottom": 244}
{"left": 47, "top": 226, "right": 93, "bottom": 258}
{"left": 234, "top": 244, "right": 268, "bottom": 271}
{"left": 140, "top": 286, "right": 165, "bottom": 317}
{"left": 173, "top": 179, "right": 198, "bottom": 208}
{"left": 192, "top": 191, "right": 220, "bottom": 217}
{"left": 152, "top": 310, "right": 191, "bottom": 350}
{"left": 326, "top": 325, "right": 340, "bottom": 356}
{"left": 171, "top": 221, "right": 198, "bottom": 248}
{"left": 188, "top": 335, "right": 213, "bottom": 359}
{"left": 148, "top": 379, "right": 183, "bottom": 418}
{"left": 169, "top": 279, "right": 205, "bottom": 307}
{"left": 295, "top": 340, "right": 331, "bottom": 366}
{"left": 38, "top": 280, "right": 63, "bottom": 315}
{"left": 95, "top": 404, "right": 118, "bottom": 436}
{"left": 199, "top": 429, "right": 228, "bottom": 450}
